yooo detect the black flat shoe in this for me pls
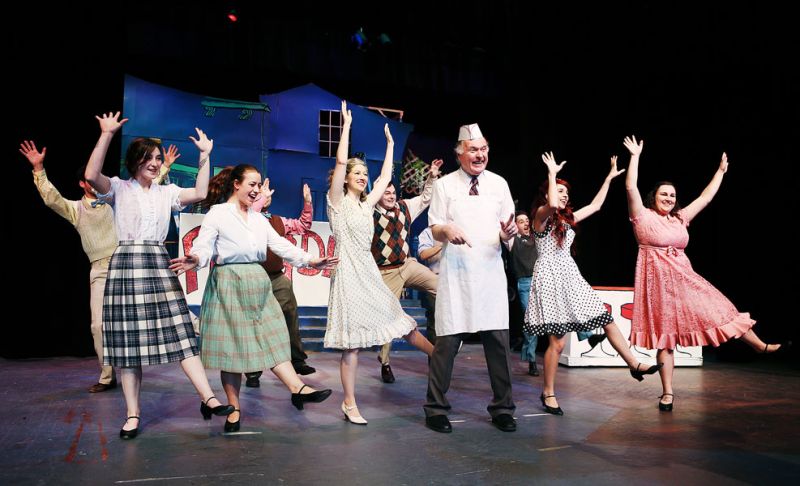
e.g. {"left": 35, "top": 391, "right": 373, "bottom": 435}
{"left": 119, "top": 416, "right": 139, "bottom": 440}
{"left": 658, "top": 394, "right": 674, "bottom": 412}
{"left": 528, "top": 361, "right": 539, "bottom": 376}
{"left": 491, "top": 413, "right": 517, "bottom": 432}
{"left": 224, "top": 410, "right": 241, "bottom": 432}
{"left": 378, "top": 357, "right": 395, "bottom": 383}
{"left": 425, "top": 415, "right": 452, "bottom": 433}
{"left": 630, "top": 363, "right": 663, "bottom": 382}
{"left": 540, "top": 394, "right": 564, "bottom": 415}
{"left": 200, "top": 396, "right": 235, "bottom": 420}
{"left": 291, "top": 385, "right": 333, "bottom": 410}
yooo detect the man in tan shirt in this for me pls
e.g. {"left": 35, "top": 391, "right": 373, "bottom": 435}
{"left": 21, "top": 140, "right": 119, "bottom": 392}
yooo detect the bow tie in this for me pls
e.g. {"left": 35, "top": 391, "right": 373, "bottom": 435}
{"left": 90, "top": 199, "right": 107, "bottom": 208}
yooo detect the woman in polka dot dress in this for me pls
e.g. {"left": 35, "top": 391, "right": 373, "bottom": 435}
{"left": 524, "top": 152, "right": 661, "bottom": 415}
{"left": 623, "top": 135, "right": 787, "bottom": 412}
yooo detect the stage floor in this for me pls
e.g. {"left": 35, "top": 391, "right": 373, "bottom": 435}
{"left": 1, "top": 348, "right": 798, "bottom": 485}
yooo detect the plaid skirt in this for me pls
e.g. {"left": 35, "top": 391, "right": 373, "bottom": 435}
{"left": 102, "top": 241, "right": 199, "bottom": 367}
{"left": 199, "top": 263, "right": 290, "bottom": 373}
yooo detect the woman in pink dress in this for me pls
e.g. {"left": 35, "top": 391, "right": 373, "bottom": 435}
{"left": 623, "top": 135, "right": 786, "bottom": 412}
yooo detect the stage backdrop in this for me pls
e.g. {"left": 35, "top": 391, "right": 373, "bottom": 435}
{"left": 561, "top": 287, "right": 702, "bottom": 367}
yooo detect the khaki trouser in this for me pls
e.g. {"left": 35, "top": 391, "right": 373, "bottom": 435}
{"left": 378, "top": 259, "right": 438, "bottom": 364}
{"left": 90, "top": 257, "right": 115, "bottom": 384}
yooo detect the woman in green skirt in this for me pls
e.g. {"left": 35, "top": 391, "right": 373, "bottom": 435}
{"left": 171, "top": 164, "right": 338, "bottom": 432}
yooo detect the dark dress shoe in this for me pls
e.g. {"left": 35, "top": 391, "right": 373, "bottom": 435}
{"left": 293, "top": 363, "right": 316, "bottom": 375}
{"left": 658, "top": 394, "right": 674, "bottom": 412}
{"left": 528, "top": 361, "right": 539, "bottom": 376}
{"left": 200, "top": 396, "right": 235, "bottom": 420}
{"left": 224, "top": 410, "right": 241, "bottom": 432}
{"left": 491, "top": 413, "right": 517, "bottom": 432}
{"left": 119, "top": 416, "right": 139, "bottom": 440}
{"left": 379, "top": 357, "right": 395, "bottom": 383}
{"left": 630, "top": 363, "right": 663, "bottom": 382}
{"left": 425, "top": 415, "right": 452, "bottom": 433}
{"left": 587, "top": 333, "right": 607, "bottom": 349}
{"left": 540, "top": 394, "right": 564, "bottom": 415}
{"left": 245, "top": 371, "right": 262, "bottom": 388}
{"left": 291, "top": 385, "right": 333, "bottom": 410}
{"left": 88, "top": 381, "right": 117, "bottom": 393}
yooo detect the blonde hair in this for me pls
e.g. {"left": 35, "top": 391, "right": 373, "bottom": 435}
{"left": 328, "top": 158, "right": 368, "bottom": 202}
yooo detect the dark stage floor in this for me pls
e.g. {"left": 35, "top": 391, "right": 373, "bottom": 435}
{"left": 1, "top": 348, "right": 798, "bottom": 485}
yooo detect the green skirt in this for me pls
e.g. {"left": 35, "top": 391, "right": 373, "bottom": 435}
{"left": 199, "top": 263, "right": 290, "bottom": 373}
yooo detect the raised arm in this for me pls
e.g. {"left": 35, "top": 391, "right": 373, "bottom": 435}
{"left": 623, "top": 135, "right": 645, "bottom": 218}
{"left": 365, "top": 124, "right": 396, "bottom": 207}
{"left": 533, "top": 151, "right": 566, "bottom": 232}
{"left": 680, "top": 152, "right": 729, "bottom": 224}
{"left": 282, "top": 183, "right": 314, "bottom": 235}
{"left": 327, "top": 100, "right": 352, "bottom": 209}
{"left": 405, "top": 158, "right": 443, "bottom": 221}
{"left": 573, "top": 155, "right": 625, "bottom": 223}
{"left": 154, "top": 144, "right": 180, "bottom": 185}
{"left": 85, "top": 112, "right": 128, "bottom": 194}
{"left": 178, "top": 128, "right": 212, "bottom": 205}
{"left": 21, "top": 140, "right": 78, "bottom": 224}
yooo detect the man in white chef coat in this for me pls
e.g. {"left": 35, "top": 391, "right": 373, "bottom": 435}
{"left": 423, "top": 123, "right": 518, "bottom": 433}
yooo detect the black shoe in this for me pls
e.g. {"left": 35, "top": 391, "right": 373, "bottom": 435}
{"left": 88, "top": 380, "right": 117, "bottom": 393}
{"left": 491, "top": 413, "right": 517, "bottom": 432}
{"left": 379, "top": 357, "right": 395, "bottom": 383}
{"left": 224, "top": 410, "right": 241, "bottom": 432}
{"left": 245, "top": 371, "right": 262, "bottom": 388}
{"left": 293, "top": 363, "right": 316, "bottom": 375}
{"left": 630, "top": 363, "right": 663, "bottom": 382}
{"left": 291, "top": 384, "right": 333, "bottom": 410}
{"left": 540, "top": 394, "right": 564, "bottom": 415}
{"left": 528, "top": 361, "right": 539, "bottom": 376}
{"left": 658, "top": 394, "right": 674, "bottom": 412}
{"left": 587, "top": 333, "right": 607, "bottom": 349}
{"left": 200, "top": 396, "right": 235, "bottom": 420}
{"left": 119, "top": 416, "right": 139, "bottom": 440}
{"left": 425, "top": 415, "right": 452, "bottom": 433}
{"left": 762, "top": 341, "right": 793, "bottom": 356}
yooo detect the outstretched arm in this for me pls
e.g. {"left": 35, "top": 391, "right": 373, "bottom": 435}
{"left": 623, "top": 135, "right": 645, "bottom": 218}
{"left": 573, "top": 155, "right": 625, "bottom": 223}
{"left": 680, "top": 152, "right": 729, "bottom": 224}
{"left": 178, "top": 128, "right": 212, "bottom": 205}
{"left": 85, "top": 111, "right": 128, "bottom": 195}
{"left": 327, "top": 100, "right": 352, "bottom": 209}
{"left": 533, "top": 151, "right": 567, "bottom": 232}
{"left": 366, "top": 124, "right": 396, "bottom": 207}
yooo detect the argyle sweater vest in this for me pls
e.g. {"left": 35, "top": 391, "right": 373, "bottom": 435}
{"left": 371, "top": 201, "right": 412, "bottom": 268}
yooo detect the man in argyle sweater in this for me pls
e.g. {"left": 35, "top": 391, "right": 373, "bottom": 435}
{"left": 371, "top": 159, "right": 442, "bottom": 383}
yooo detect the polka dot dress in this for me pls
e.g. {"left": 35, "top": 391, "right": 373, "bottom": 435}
{"left": 524, "top": 220, "right": 612, "bottom": 336}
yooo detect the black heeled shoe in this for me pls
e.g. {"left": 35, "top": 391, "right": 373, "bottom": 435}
{"left": 119, "top": 416, "right": 140, "bottom": 440}
{"left": 658, "top": 394, "right": 674, "bottom": 412}
{"left": 200, "top": 396, "right": 235, "bottom": 420}
{"left": 762, "top": 341, "right": 793, "bottom": 356}
{"left": 540, "top": 394, "right": 564, "bottom": 416}
{"left": 223, "top": 409, "right": 241, "bottom": 432}
{"left": 291, "top": 384, "right": 333, "bottom": 410}
{"left": 630, "top": 363, "right": 663, "bottom": 382}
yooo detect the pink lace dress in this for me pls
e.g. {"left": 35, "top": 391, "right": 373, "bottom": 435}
{"left": 629, "top": 208, "right": 755, "bottom": 350}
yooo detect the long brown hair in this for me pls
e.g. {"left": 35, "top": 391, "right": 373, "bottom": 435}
{"left": 199, "top": 164, "right": 259, "bottom": 211}
{"left": 533, "top": 178, "right": 575, "bottom": 248}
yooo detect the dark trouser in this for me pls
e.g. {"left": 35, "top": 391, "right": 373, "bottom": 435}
{"left": 269, "top": 272, "right": 308, "bottom": 365}
{"left": 421, "top": 291, "right": 437, "bottom": 344}
{"left": 424, "top": 329, "right": 515, "bottom": 418}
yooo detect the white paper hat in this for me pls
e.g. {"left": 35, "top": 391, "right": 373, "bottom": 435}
{"left": 458, "top": 123, "right": 483, "bottom": 141}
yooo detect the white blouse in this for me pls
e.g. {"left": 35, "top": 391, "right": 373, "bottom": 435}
{"left": 192, "top": 203, "right": 313, "bottom": 269}
{"left": 101, "top": 177, "right": 185, "bottom": 242}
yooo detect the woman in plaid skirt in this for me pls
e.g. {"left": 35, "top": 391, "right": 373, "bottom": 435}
{"left": 171, "top": 164, "right": 337, "bottom": 432}
{"left": 84, "top": 112, "right": 234, "bottom": 439}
